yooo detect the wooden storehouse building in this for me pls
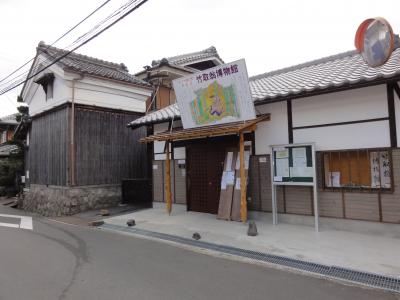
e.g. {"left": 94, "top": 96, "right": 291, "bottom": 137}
{"left": 18, "top": 42, "right": 152, "bottom": 216}
{"left": 129, "top": 48, "right": 400, "bottom": 225}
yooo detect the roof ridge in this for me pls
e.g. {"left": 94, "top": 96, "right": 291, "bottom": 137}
{"left": 250, "top": 49, "right": 358, "bottom": 81}
{"left": 37, "top": 41, "right": 128, "bottom": 71}
{"left": 151, "top": 46, "right": 218, "bottom": 66}
{"left": 167, "top": 46, "right": 217, "bottom": 61}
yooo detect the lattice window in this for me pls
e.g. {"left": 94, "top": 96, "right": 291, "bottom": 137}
{"left": 322, "top": 149, "right": 392, "bottom": 191}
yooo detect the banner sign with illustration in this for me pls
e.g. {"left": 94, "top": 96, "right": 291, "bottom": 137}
{"left": 172, "top": 59, "right": 256, "bottom": 129}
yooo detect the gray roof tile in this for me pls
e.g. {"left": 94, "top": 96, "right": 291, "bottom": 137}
{"left": 250, "top": 48, "right": 400, "bottom": 101}
{"left": 0, "top": 144, "right": 18, "bottom": 157}
{"left": 37, "top": 42, "right": 150, "bottom": 87}
{"left": 151, "top": 46, "right": 224, "bottom": 68}
{"left": 129, "top": 48, "right": 400, "bottom": 128}
{"left": 0, "top": 113, "right": 18, "bottom": 125}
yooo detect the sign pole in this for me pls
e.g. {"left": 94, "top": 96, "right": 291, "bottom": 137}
{"left": 239, "top": 132, "right": 247, "bottom": 223}
{"left": 312, "top": 144, "right": 319, "bottom": 232}
{"left": 165, "top": 141, "right": 172, "bottom": 215}
{"left": 270, "top": 149, "right": 277, "bottom": 225}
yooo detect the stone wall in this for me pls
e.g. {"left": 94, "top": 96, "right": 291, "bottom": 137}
{"left": 23, "top": 184, "right": 121, "bottom": 216}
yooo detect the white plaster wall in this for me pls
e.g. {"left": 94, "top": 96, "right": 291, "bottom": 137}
{"left": 294, "top": 120, "right": 390, "bottom": 150}
{"left": 395, "top": 89, "right": 400, "bottom": 145}
{"left": 254, "top": 101, "right": 288, "bottom": 154}
{"left": 23, "top": 55, "right": 152, "bottom": 116}
{"left": 292, "top": 85, "right": 388, "bottom": 127}
{"left": 25, "top": 70, "right": 71, "bottom": 116}
{"left": 291, "top": 84, "right": 390, "bottom": 150}
{"left": 73, "top": 78, "right": 150, "bottom": 113}
{"left": 154, "top": 123, "right": 168, "bottom": 160}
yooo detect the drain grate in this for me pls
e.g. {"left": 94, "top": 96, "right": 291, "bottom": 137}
{"left": 101, "top": 223, "right": 400, "bottom": 293}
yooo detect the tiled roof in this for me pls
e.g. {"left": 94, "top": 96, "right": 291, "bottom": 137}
{"left": 0, "top": 144, "right": 19, "bottom": 157}
{"left": 250, "top": 48, "right": 400, "bottom": 101}
{"left": 0, "top": 113, "right": 18, "bottom": 125}
{"left": 129, "top": 48, "right": 400, "bottom": 128}
{"left": 129, "top": 103, "right": 180, "bottom": 128}
{"left": 36, "top": 42, "right": 150, "bottom": 87}
{"left": 151, "top": 46, "right": 224, "bottom": 67}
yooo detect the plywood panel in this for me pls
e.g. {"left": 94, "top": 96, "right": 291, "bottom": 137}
{"left": 218, "top": 150, "right": 237, "bottom": 220}
{"left": 324, "top": 151, "right": 371, "bottom": 187}
{"left": 231, "top": 147, "right": 251, "bottom": 221}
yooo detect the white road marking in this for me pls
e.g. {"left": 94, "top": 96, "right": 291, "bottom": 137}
{"left": 19, "top": 216, "right": 33, "bottom": 230}
{"left": 0, "top": 222, "right": 19, "bottom": 228}
{"left": 0, "top": 214, "right": 33, "bottom": 230}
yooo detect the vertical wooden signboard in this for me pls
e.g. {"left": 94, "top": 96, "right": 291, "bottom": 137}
{"left": 217, "top": 149, "right": 238, "bottom": 220}
{"left": 231, "top": 147, "right": 251, "bottom": 221}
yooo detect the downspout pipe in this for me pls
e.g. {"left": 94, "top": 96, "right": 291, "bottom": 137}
{"left": 70, "top": 73, "right": 84, "bottom": 186}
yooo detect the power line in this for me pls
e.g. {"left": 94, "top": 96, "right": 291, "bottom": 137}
{"left": 0, "top": 0, "right": 112, "bottom": 85}
{"left": 0, "top": 0, "right": 149, "bottom": 96}
{"left": 0, "top": 0, "right": 140, "bottom": 93}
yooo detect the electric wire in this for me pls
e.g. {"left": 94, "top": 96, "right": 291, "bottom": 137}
{"left": 0, "top": 0, "right": 148, "bottom": 96}
{"left": 0, "top": 0, "right": 142, "bottom": 93}
{"left": 0, "top": 0, "right": 112, "bottom": 86}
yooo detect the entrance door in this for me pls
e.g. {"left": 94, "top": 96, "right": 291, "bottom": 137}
{"left": 186, "top": 137, "right": 237, "bottom": 214}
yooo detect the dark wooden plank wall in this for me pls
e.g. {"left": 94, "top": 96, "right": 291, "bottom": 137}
{"left": 74, "top": 107, "right": 147, "bottom": 186}
{"left": 28, "top": 107, "right": 69, "bottom": 186}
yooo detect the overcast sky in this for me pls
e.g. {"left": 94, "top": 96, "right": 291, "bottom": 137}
{"left": 0, "top": 0, "right": 399, "bottom": 117}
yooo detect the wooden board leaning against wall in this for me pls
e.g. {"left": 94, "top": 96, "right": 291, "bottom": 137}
{"left": 217, "top": 149, "right": 238, "bottom": 220}
{"left": 231, "top": 146, "right": 251, "bottom": 221}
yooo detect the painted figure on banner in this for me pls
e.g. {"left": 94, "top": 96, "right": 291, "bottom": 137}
{"left": 190, "top": 81, "right": 239, "bottom": 125}
{"left": 173, "top": 59, "right": 255, "bottom": 129}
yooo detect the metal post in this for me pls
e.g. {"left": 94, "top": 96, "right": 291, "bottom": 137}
{"left": 239, "top": 132, "right": 247, "bottom": 222}
{"left": 312, "top": 144, "right": 319, "bottom": 232}
{"left": 165, "top": 141, "right": 172, "bottom": 215}
{"left": 270, "top": 148, "right": 277, "bottom": 225}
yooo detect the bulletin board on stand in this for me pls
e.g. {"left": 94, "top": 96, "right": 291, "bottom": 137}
{"left": 270, "top": 143, "right": 319, "bottom": 231}
{"left": 271, "top": 144, "right": 315, "bottom": 185}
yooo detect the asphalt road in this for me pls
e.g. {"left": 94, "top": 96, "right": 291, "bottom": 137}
{"left": 0, "top": 207, "right": 398, "bottom": 300}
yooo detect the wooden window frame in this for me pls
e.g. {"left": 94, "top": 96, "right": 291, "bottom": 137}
{"left": 320, "top": 147, "right": 394, "bottom": 194}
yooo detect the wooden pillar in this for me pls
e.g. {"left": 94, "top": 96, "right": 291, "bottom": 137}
{"left": 239, "top": 132, "right": 247, "bottom": 222}
{"left": 165, "top": 140, "right": 172, "bottom": 214}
